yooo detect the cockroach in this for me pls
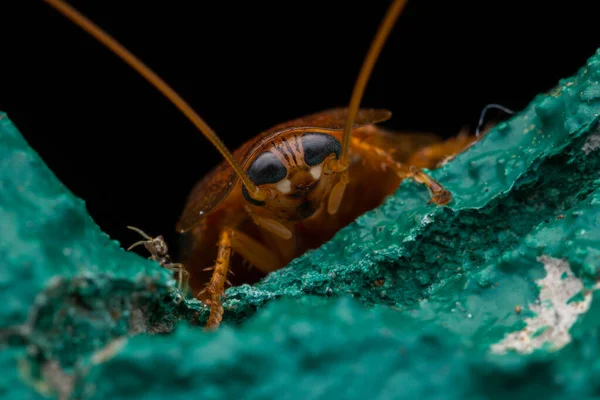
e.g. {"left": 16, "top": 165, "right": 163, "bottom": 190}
{"left": 43, "top": 0, "right": 479, "bottom": 329}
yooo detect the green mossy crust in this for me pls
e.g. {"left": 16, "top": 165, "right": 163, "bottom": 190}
{"left": 3, "top": 49, "right": 600, "bottom": 399}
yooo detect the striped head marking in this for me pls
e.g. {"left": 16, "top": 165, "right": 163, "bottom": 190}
{"left": 242, "top": 131, "right": 342, "bottom": 221}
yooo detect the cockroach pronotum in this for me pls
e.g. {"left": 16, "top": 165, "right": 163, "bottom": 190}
{"left": 43, "top": 0, "right": 482, "bottom": 329}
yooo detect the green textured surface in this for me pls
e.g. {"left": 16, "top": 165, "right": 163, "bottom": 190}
{"left": 3, "top": 49, "right": 600, "bottom": 399}
{"left": 0, "top": 111, "right": 203, "bottom": 397}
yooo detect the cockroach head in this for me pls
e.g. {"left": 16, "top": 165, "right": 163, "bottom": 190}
{"left": 242, "top": 132, "right": 343, "bottom": 221}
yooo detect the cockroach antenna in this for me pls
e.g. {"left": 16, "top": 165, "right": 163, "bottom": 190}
{"left": 476, "top": 104, "right": 515, "bottom": 137}
{"left": 41, "top": 0, "right": 476, "bottom": 329}
{"left": 42, "top": 0, "right": 268, "bottom": 203}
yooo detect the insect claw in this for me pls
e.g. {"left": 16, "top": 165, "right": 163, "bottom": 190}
{"left": 226, "top": 280, "right": 232, "bottom": 287}
{"left": 228, "top": 269, "right": 235, "bottom": 276}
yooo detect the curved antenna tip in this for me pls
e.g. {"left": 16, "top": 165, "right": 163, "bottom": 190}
{"left": 476, "top": 103, "right": 515, "bottom": 137}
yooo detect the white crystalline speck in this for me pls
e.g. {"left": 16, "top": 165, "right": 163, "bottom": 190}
{"left": 491, "top": 256, "right": 597, "bottom": 354}
{"left": 582, "top": 133, "right": 600, "bottom": 154}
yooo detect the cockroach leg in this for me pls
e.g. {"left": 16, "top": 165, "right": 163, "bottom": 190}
{"left": 249, "top": 213, "right": 293, "bottom": 240}
{"left": 407, "top": 129, "right": 477, "bottom": 170}
{"left": 229, "top": 228, "right": 281, "bottom": 273}
{"left": 409, "top": 166, "right": 452, "bottom": 205}
{"left": 203, "top": 228, "right": 233, "bottom": 330}
{"left": 200, "top": 226, "right": 283, "bottom": 329}
{"left": 350, "top": 137, "right": 452, "bottom": 205}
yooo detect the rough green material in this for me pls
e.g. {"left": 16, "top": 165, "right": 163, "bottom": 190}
{"left": 3, "top": 50, "right": 600, "bottom": 399}
{"left": 0, "top": 112, "right": 202, "bottom": 397}
{"left": 81, "top": 295, "right": 600, "bottom": 400}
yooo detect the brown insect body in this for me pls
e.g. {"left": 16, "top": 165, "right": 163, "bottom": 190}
{"left": 177, "top": 108, "right": 454, "bottom": 297}
{"left": 43, "top": 0, "right": 477, "bottom": 329}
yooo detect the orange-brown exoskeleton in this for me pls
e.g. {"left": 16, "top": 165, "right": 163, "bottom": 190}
{"left": 44, "top": 0, "right": 478, "bottom": 329}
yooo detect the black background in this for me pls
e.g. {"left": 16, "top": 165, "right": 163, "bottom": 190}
{"left": 1, "top": 0, "right": 598, "bottom": 256}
